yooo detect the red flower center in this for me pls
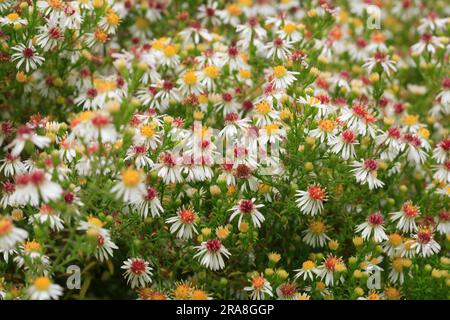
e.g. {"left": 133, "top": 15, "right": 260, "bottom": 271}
{"left": 308, "top": 185, "right": 326, "bottom": 201}
{"left": 22, "top": 47, "right": 34, "bottom": 58}
{"left": 239, "top": 199, "right": 254, "bottom": 214}
{"left": 206, "top": 239, "right": 222, "bottom": 252}
{"left": 368, "top": 212, "right": 384, "bottom": 226}
{"left": 179, "top": 209, "right": 196, "bottom": 223}
{"left": 364, "top": 159, "right": 378, "bottom": 171}
{"left": 130, "top": 259, "right": 146, "bottom": 274}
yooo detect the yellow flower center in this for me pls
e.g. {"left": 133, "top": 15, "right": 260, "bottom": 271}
{"left": 0, "top": 218, "right": 13, "bottom": 236}
{"left": 164, "top": 45, "right": 177, "bottom": 57}
{"left": 48, "top": 0, "right": 63, "bottom": 10}
{"left": 384, "top": 287, "right": 401, "bottom": 300}
{"left": 273, "top": 66, "right": 287, "bottom": 78}
{"left": 191, "top": 289, "right": 208, "bottom": 300}
{"left": 418, "top": 127, "right": 430, "bottom": 139}
{"left": 367, "top": 291, "right": 381, "bottom": 300}
{"left": 135, "top": 17, "right": 149, "bottom": 30}
{"left": 318, "top": 119, "right": 335, "bottom": 132}
{"left": 389, "top": 233, "right": 402, "bottom": 246}
{"left": 121, "top": 168, "right": 141, "bottom": 187}
{"left": 283, "top": 23, "right": 296, "bottom": 34}
{"left": 87, "top": 217, "right": 104, "bottom": 228}
{"left": 255, "top": 101, "right": 271, "bottom": 115}
{"left": 265, "top": 123, "right": 279, "bottom": 135}
{"left": 309, "top": 221, "right": 326, "bottom": 234}
{"left": 34, "top": 277, "right": 51, "bottom": 291}
{"left": 402, "top": 114, "right": 419, "bottom": 126}
{"left": 106, "top": 11, "right": 120, "bottom": 26}
{"left": 251, "top": 275, "right": 265, "bottom": 289}
{"left": 94, "top": 79, "right": 116, "bottom": 93}
{"left": 226, "top": 4, "right": 241, "bottom": 16}
{"left": 7, "top": 13, "right": 20, "bottom": 21}
{"left": 239, "top": 69, "right": 251, "bottom": 79}
{"left": 152, "top": 38, "right": 167, "bottom": 50}
{"left": 94, "top": 29, "right": 109, "bottom": 43}
{"left": 183, "top": 71, "right": 198, "bottom": 85}
{"left": 24, "top": 240, "right": 41, "bottom": 252}
{"left": 173, "top": 284, "right": 192, "bottom": 300}
{"left": 198, "top": 94, "right": 209, "bottom": 104}
{"left": 204, "top": 66, "right": 220, "bottom": 79}
{"left": 302, "top": 260, "right": 316, "bottom": 270}
{"left": 140, "top": 125, "right": 155, "bottom": 138}
{"left": 392, "top": 258, "right": 404, "bottom": 272}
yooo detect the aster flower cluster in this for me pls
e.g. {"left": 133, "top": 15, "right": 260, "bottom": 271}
{"left": 0, "top": 0, "right": 449, "bottom": 301}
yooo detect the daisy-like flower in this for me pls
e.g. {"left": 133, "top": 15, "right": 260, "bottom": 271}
{"left": 36, "top": 22, "right": 63, "bottom": 51}
{"left": 132, "top": 186, "right": 163, "bottom": 218}
{"left": 432, "top": 137, "right": 450, "bottom": 164}
{"left": 178, "top": 70, "right": 203, "bottom": 96}
{"left": 411, "top": 33, "right": 444, "bottom": 55}
{"left": 362, "top": 51, "right": 396, "bottom": 76}
{"left": 302, "top": 220, "right": 330, "bottom": 247}
{"left": 276, "top": 283, "right": 298, "bottom": 300}
{"left": 277, "top": 21, "right": 302, "bottom": 42}
{"left": 29, "top": 204, "right": 65, "bottom": 232}
{"left": 11, "top": 41, "right": 45, "bottom": 72}
{"left": 244, "top": 274, "right": 273, "bottom": 300}
{"left": 178, "top": 20, "right": 212, "bottom": 45}
{"left": 99, "top": 9, "right": 121, "bottom": 34}
{"left": 355, "top": 211, "right": 388, "bottom": 243}
{"left": 270, "top": 65, "right": 298, "bottom": 90}
{"left": 5, "top": 126, "right": 50, "bottom": 157}
{"left": 218, "top": 46, "right": 246, "bottom": 72}
{"left": 382, "top": 233, "right": 403, "bottom": 258}
{"left": 95, "top": 233, "right": 118, "bottom": 262}
{"left": 390, "top": 201, "right": 420, "bottom": 233}
{"left": 435, "top": 210, "right": 450, "bottom": 235}
{"left": 338, "top": 103, "right": 376, "bottom": 137}
{"left": 0, "top": 217, "right": 28, "bottom": 251}
{"left": 28, "top": 276, "right": 63, "bottom": 300}
{"left": 154, "top": 152, "right": 182, "bottom": 184}
{"left": 77, "top": 216, "right": 109, "bottom": 237}
{"left": 264, "top": 38, "right": 293, "bottom": 61}
{"left": 436, "top": 78, "right": 450, "bottom": 107}
{"left": 314, "top": 255, "right": 346, "bottom": 286}
{"left": 219, "top": 112, "right": 250, "bottom": 139}
{"left": 295, "top": 184, "right": 327, "bottom": 216}
{"left": 166, "top": 207, "right": 199, "bottom": 240}
{"left": 328, "top": 129, "right": 358, "bottom": 160}
{"left": 199, "top": 65, "right": 221, "bottom": 91}
{"left": 259, "top": 123, "right": 285, "bottom": 145}
{"left": 309, "top": 119, "right": 337, "bottom": 144}
{"left": 13, "top": 240, "right": 50, "bottom": 271}
{"left": 351, "top": 159, "right": 384, "bottom": 190}
{"left": 0, "top": 153, "right": 25, "bottom": 177}
{"left": 12, "top": 170, "right": 62, "bottom": 206}
{"left": 236, "top": 17, "right": 267, "bottom": 49}
{"left": 111, "top": 168, "right": 146, "bottom": 203}
{"left": 160, "top": 44, "right": 180, "bottom": 68}
{"left": 402, "top": 133, "right": 428, "bottom": 165}
{"left": 197, "top": 0, "right": 221, "bottom": 26}
{"left": 388, "top": 257, "right": 409, "bottom": 285}
{"left": 121, "top": 258, "right": 153, "bottom": 288}
{"left": 0, "top": 12, "right": 28, "bottom": 27}
{"left": 125, "top": 145, "right": 153, "bottom": 169}
{"left": 194, "top": 238, "right": 231, "bottom": 271}
{"left": 433, "top": 160, "right": 450, "bottom": 183}
{"left": 294, "top": 260, "right": 318, "bottom": 281}
{"left": 411, "top": 228, "right": 441, "bottom": 257}
{"left": 218, "top": 3, "right": 242, "bottom": 26}
{"left": 229, "top": 198, "right": 265, "bottom": 228}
